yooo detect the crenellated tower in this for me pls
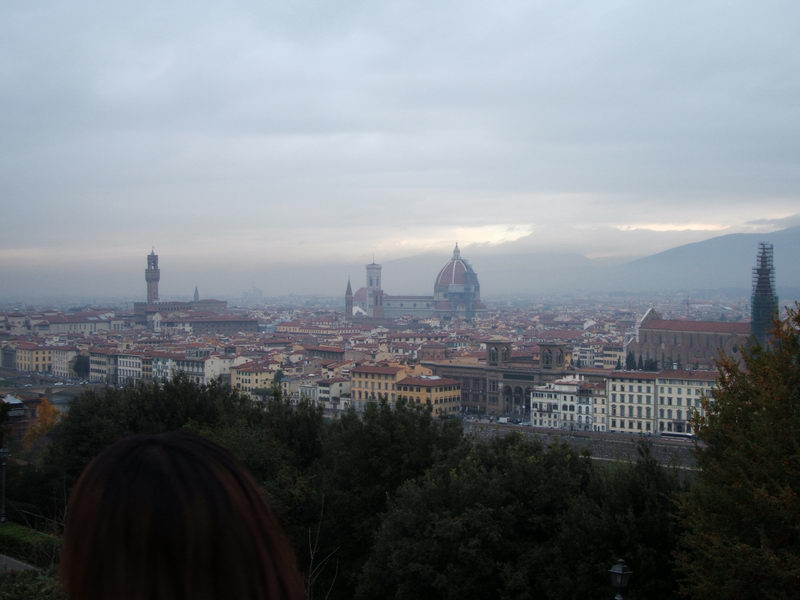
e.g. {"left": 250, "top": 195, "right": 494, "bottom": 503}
{"left": 145, "top": 249, "right": 160, "bottom": 303}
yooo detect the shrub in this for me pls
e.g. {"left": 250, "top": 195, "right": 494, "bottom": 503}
{"left": 0, "top": 523, "right": 60, "bottom": 569}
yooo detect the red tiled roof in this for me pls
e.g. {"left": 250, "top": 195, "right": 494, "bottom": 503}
{"left": 398, "top": 376, "right": 459, "bottom": 387}
{"left": 610, "top": 371, "right": 659, "bottom": 380}
{"left": 351, "top": 365, "right": 405, "bottom": 375}
{"left": 642, "top": 319, "right": 750, "bottom": 334}
{"left": 657, "top": 369, "right": 718, "bottom": 381}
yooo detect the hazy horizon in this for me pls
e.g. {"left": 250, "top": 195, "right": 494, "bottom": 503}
{"left": 2, "top": 1, "right": 799, "bottom": 297}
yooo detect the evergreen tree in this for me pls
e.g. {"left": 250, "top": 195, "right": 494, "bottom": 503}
{"left": 677, "top": 306, "right": 800, "bottom": 598}
{"left": 316, "top": 400, "right": 463, "bottom": 599}
{"left": 637, "top": 355, "right": 644, "bottom": 370}
{"left": 626, "top": 351, "right": 636, "bottom": 370}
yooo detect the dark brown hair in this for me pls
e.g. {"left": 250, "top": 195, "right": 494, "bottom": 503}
{"left": 61, "top": 430, "right": 305, "bottom": 600}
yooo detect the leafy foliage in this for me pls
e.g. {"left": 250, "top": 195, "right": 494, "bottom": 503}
{"left": 4, "top": 374, "right": 703, "bottom": 600}
{"left": 23, "top": 399, "right": 60, "bottom": 450}
{"left": 0, "top": 523, "right": 60, "bottom": 569}
{"left": 357, "top": 437, "right": 683, "bottom": 600}
{"left": 313, "top": 400, "right": 463, "bottom": 599}
{"left": 677, "top": 307, "right": 800, "bottom": 599}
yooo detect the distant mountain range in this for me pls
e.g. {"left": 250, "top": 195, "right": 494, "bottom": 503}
{"left": 604, "top": 225, "right": 800, "bottom": 293}
{"left": 371, "top": 226, "right": 800, "bottom": 297}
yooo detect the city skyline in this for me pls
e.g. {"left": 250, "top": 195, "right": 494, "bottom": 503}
{"left": 2, "top": 1, "right": 800, "bottom": 298}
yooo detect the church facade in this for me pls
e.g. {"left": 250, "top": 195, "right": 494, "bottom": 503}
{"left": 346, "top": 244, "right": 486, "bottom": 320}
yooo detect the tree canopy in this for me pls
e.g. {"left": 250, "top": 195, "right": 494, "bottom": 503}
{"left": 678, "top": 306, "right": 800, "bottom": 598}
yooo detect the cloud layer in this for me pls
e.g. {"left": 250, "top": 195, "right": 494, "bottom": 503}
{"left": 1, "top": 1, "right": 799, "bottom": 296}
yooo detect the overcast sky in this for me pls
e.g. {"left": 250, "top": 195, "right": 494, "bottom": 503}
{"left": 2, "top": 1, "right": 799, "bottom": 296}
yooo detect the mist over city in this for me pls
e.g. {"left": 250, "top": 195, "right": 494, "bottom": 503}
{"left": 2, "top": 2, "right": 800, "bottom": 599}
{"left": 2, "top": 1, "right": 800, "bottom": 300}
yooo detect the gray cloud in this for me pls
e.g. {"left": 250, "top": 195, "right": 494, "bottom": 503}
{"left": 1, "top": 1, "right": 799, "bottom": 296}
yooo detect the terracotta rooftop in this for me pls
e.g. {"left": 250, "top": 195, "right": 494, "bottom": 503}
{"left": 642, "top": 319, "right": 750, "bottom": 334}
{"left": 351, "top": 365, "right": 405, "bottom": 375}
{"left": 398, "top": 376, "right": 459, "bottom": 387}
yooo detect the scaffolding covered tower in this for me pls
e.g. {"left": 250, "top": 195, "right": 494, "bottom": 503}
{"left": 751, "top": 242, "right": 779, "bottom": 346}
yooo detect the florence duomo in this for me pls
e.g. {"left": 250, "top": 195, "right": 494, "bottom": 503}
{"left": 346, "top": 244, "right": 486, "bottom": 320}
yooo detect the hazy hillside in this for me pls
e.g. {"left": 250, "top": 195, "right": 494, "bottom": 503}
{"left": 366, "top": 226, "right": 800, "bottom": 296}
{"left": 606, "top": 226, "right": 800, "bottom": 292}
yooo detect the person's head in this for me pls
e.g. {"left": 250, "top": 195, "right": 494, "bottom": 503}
{"left": 61, "top": 430, "right": 305, "bottom": 600}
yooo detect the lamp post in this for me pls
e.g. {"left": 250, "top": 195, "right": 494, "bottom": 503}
{"left": 608, "top": 558, "right": 632, "bottom": 600}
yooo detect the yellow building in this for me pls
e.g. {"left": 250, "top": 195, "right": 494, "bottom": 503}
{"left": 396, "top": 376, "right": 461, "bottom": 417}
{"left": 14, "top": 342, "right": 53, "bottom": 374}
{"left": 350, "top": 365, "right": 409, "bottom": 409}
{"left": 231, "top": 361, "right": 276, "bottom": 398}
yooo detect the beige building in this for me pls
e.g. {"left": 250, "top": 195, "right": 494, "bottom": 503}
{"left": 607, "top": 370, "right": 717, "bottom": 435}
{"left": 350, "top": 365, "right": 410, "bottom": 410}
{"left": 14, "top": 342, "right": 53, "bottom": 374}
{"left": 396, "top": 375, "right": 461, "bottom": 417}
{"left": 594, "top": 346, "right": 624, "bottom": 370}
{"left": 656, "top": 370, "right": 716, "bottom": 434}
{"left": 51, "top": 347, "right": 79, "bottom": 379}
{"left": 231, "top": 361, "right": 277, "bottom": 398}
{"left": 89, "top": 349, "right": 115, "bottom": 384}
{"left": 608, "top": 372, "right": 658, "bottom": 434}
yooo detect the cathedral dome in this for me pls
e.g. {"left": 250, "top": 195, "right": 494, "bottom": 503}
{"left": 434, "top": 244, "right": 479, "bottom": 296}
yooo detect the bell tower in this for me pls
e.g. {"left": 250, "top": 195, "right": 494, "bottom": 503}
{"left": 366, "top": 260, "right": 383, "bottom": 317}
{"left": 145, "top": 249, "right": 160, "bottom": 304}
{"left": 345, "top": 278, "right": 353, "bottom": 318}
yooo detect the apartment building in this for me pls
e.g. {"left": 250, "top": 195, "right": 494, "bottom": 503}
{"left": 606, "top": 370, "right": 716, "bottom": 434}
{"left": 116, "top": 353, "right": 143, "bottom": 386}
{"left": 231, "top": 361, "right": 277, "bottom": 397}
{"left": 51, "top": 347, "right": 79, "bottom": 379}
{"left": 530, "top": 376, "right": 606, "bottom": 431}
{"left": 656, "top": 370, "right": 716, "bottom": 434}
{"left": 350, "top": 365, "right": 409, "bottom": 410}
{"left": 396, "top": 375, "right": 461, "bottom": 417}
{"left": 14, "top": 342, "right": 53, "bottom": 374}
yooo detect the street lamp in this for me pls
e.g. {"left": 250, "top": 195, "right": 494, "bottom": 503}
{"left": 608, "top": 558, "right": 632, "bottom": 600}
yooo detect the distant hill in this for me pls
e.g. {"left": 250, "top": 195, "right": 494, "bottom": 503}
{"left": 606, "top": 225, "right": 800, "bottom": 292}
{"left": 372, "top": 226, "right": 800, "bottom": 296}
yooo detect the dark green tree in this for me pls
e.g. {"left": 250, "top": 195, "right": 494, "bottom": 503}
{"left": 315, "top": 401, "right": 463, "bottom": 599}
{"left": 637, "top": 355, "right": 644, "bottom": 370}
{"left": 357, "top": 435, "right": 595, "bottom": 600}
{"left": 626, "top": 351, "right": 636, "bottom": 370}
{"left": 677, "top": 307, "right": 800, "bottom": 598}
{"left": 71, "top": 355, "right": 90, "bottom": 379}
{"left": 549, "top": 443, "right": 685, "bottom": 600}
{"left": 10, "top": 375, "right": 273, "bottom": 526}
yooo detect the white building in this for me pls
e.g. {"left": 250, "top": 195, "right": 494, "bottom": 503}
{"left": 530, "top": 376, "right": 604, "bottom": 432}
{"left": 51, "top": 347, "right": 79, "bottom": 379}
{"left": 656, "top": 370, "right": 716, "bottom": 434}
{"left": 606, "top": 370, "right": 717, "bottom": 435}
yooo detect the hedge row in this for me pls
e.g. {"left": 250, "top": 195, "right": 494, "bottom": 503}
{"left": 0, "top": 523, "right": 60, "bottom": 569}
